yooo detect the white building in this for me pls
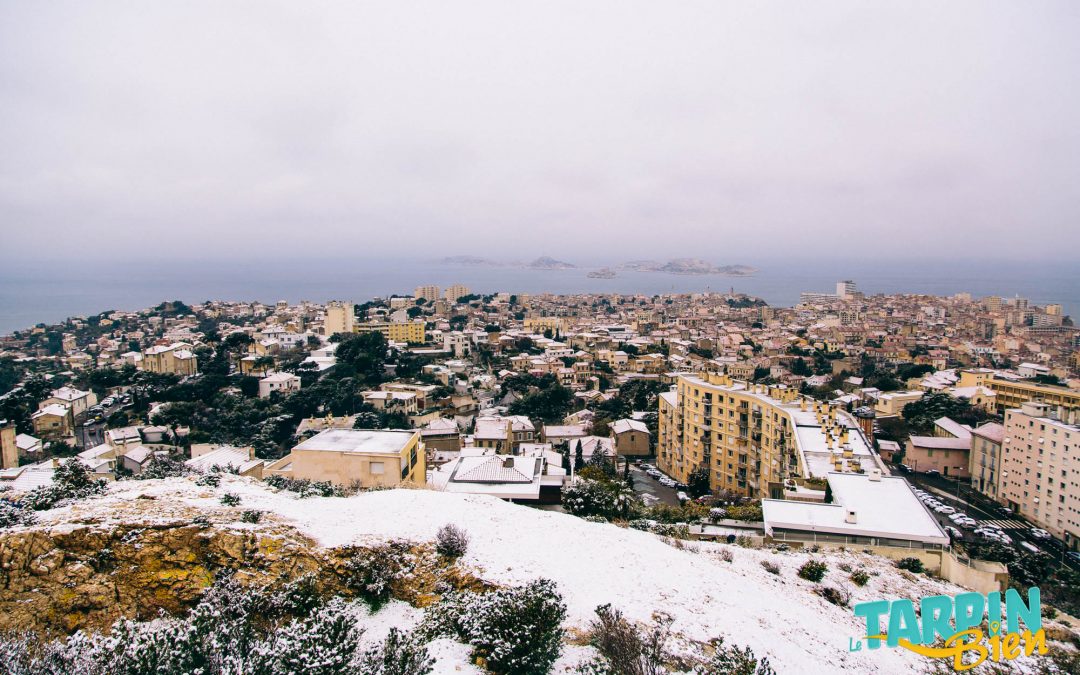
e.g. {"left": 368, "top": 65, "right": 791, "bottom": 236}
{"left": 259, "top": 372, "right": 302, "bottom": 398}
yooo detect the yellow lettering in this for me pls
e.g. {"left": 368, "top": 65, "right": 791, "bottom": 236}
{"left": 1003, "top": 633, "right": 1020, "bottom": 660}
{"left": 1022, "top": 630, "right": 1048, "bottom": 657}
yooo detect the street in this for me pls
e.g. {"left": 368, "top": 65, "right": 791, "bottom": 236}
{"left": 627, "top": 463, "right": 680, "bottom": 507}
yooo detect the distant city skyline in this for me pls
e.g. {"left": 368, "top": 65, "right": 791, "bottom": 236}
{"left": 2, "top": 2, "right": 1079, "bottom": 261}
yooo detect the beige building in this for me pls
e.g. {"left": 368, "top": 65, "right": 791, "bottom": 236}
{"left": 969, "top": 422, "right": 1005, "bottom": 502}
{"left": 473, "top": 416, "right": 536, "bottom": 453}
{"left": 873, "top": 390, "right": 924, "bottom": 417}
{"left": 265, "top": 428, "right": 424, "bottom": 488}
{"left": 904, "top": 436, "right": 970, "bottom": 478}
{"left": 31, "top": 404, "right": 72, "bottom": 439}
{"left": 258, "top": 372, "right": 301, "bottom": 398}
{"left": 40, "top": 387, "right": 97, "bottom": 418}
{"left": 611, "top": 418, "right": 651, "bottom": 457}
{"left": 444, "top": 284, "right": 470, "bottom": 302}
{"left": 984, "top": 377, "right": 1080, "bottom": 414}
{"left": 141, "top": 343, "right": 198, "bottom": 376}
{"left": 324, "top": 301, "right": 355, "bottom": 337}
{"left": 1, "top": 422, "right": 17, "bottom": 470}
{"left": 414, "top": 285, "right": 441, "bottom": 303}
{"left": 1001, "top": 402, "right": 1080, "bottom": 548}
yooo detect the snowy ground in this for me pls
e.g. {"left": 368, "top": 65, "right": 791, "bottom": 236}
{"left": 36, "top": 475, "right": 1043, "bottom": 673}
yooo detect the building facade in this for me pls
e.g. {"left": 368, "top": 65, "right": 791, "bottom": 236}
{"left": 1001, "top": 402, "right": 1079, "bottom": 548}
{"left": 969, "top": 422, "right": 1005, "bottom": 502}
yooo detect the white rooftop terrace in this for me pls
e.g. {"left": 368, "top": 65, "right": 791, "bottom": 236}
{"left": 293, "top": 429, "right": 416, "bottom": 455}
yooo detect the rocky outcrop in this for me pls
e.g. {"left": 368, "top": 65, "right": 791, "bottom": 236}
{"left": 0, "top": 521, "right": 333, "bottom": 636}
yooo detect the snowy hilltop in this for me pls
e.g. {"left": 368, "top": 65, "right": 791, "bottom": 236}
{"left": 0, "top": 475, "right": 1072, "bottom": 673}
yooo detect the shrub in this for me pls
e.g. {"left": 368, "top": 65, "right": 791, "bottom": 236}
{"left": 725, "top": 503, "right": 763, "bottom": 522}
{"left": 816, "top": 586, "right": 851, "bottom": 608}
{"left": 773, "top": 543, "right": 789, "bottom": 552}
{"left": 585, "top": 604, "right": 670, "bottom": 675}
{"left": 220, "top": 493, "right": 241, "bottom": 506}
{"left": 896, "top": 557, "right": 924, "bottom": 573}
{"left": 134, "top": 455, "right": 192, "bottom": 480}
{"left": 797, "top": 559, "right": 827, "bottom": 582}
{"left": 344, "top": 541, "right": 416, "bottom": 609}
{"left": 717, "top": 549, "right": 734, "bottom": 563}
{"left": 0, "top": 499, "right": 37, "bottom": 528}
{"left": 849, "top": 569, "right": 870, "bottom": 587}
{"left": 584, "top": 515, "right": 610, "bottom": 524}
{"left": 435, "top": 524, "right": 469, "bottom": 559}
{"left": 195, "top": 473, "right": 221, "bottom": 488}
{"left": 564, "top": 479, "right": 637, "bottom": 520}
{"left": 192, "top": 515, "right": 211, "bottom": 528}
{"left": 21, "top": 460, "right": 106, "bottom": 511}
{"left": 422, "top": 579, "right": 567, "bottom": 675}
{"left": 697, "top": 636, "right": 776, "bottom": 675}
{"left": 651, "top": 523, "right": 691, "bottom": 539}
{"left": 838, "top": 562, "right": 852, "bottom": 573}
{"left": 264, "top": 475, "right": 344, "bottom": 498}
{"left": 356, "top": 627, "right": 434, "bottom": 675}
{"left": 760, "top": 560, "right": 780, "bottom": 575}
{"left": 240, "top": 510, "right": 262, "bottom": 524}
{"left": 708, "top": 507, "right": 727, "bottom": 523}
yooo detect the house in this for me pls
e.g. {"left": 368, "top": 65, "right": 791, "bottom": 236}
{"left": 429, "top": 452, "right": 566, "bottom": 502}
{"left": 140, "top": 343, "right": 199, "bottom": 376}
{"left": 420, "top": 418, "right": 461, "bottom": 455}
{"left": 362, "top": 390, "right": 419, "bottom": 414}
{"left": 472, "top": 416, "right": 536, "bottom": 453}
{"left": 31, "top": 404, "right": 73, "bottom": 439}
{"left": 186, "top": 445, "right": 264, "bottom": 477}
{"left": 610, "top": 419, "right": 650, "bottom": 457}
{"left": 265, "top": 428, "right": 424, "bottom": 488}
{"left": 540, "top": 424, "right": 587, "bottom": 447}
{"left": 904, "top": 435, "right": 971, "bottom": 478}
{"left": 568, "top": 436, "right": 616, "bottom": 465}
{"left": 874, "top": 391, "right": 924, "bottom": 417}
{"left": 40, "top": 386, "right": 97, "bottom": 418}
{"left": 259, "top": 372, "right": 301, "bottom": 398}
{"left": 118, "top": 445, "right": 160, "bottom": 474}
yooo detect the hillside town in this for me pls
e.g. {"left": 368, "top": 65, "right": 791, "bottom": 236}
{"left": 2, "top": 282, "right": 1079, "bottom": 672}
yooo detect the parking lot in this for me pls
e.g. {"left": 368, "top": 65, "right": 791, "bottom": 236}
{"left": 627, "top": 461, "right": 682, "bottom": 507}
{"left": 905, "top": 477, "right": 1078, "bottom": 571}
{"left": 75, "top": 393, "right": 132, "bottom": 449}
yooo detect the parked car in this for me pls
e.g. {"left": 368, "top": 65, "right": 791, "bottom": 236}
{"left": 676, "top": 491, "right": 689, "bottom": 502}
{"left": 944, "top": 526, "right": 964, "bottom": 540}
{"left": 1020, "top": 541, "right": 1040, "bottom": 554}
{"left": 1030, "top": 529, "right": 1051, "bottom": 539}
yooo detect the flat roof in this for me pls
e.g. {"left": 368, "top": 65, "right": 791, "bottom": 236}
{"left": 294, "top": 428, "right": 416, "bottom": 455}
{"left": 763, "top": 472, "right": 947, "bottom": 545}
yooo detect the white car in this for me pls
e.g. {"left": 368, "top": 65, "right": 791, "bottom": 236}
{"left": 935, "top": 506, "right": 956, "bottom": 515}
{"left": 948, "top": 512, "right": 966, "bottom": 522}
{"left": 1030, "top": 529, "right": 1051, "bottom": 539}
{"left": 1020, "top": 541, "right": 1040, "bottom": 553}
{"left": 944, "top": 526, "right": 964, "bottom": 540}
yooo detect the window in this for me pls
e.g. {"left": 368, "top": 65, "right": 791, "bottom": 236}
{"left": 370, "top": 461, "right": 385, "bottom": 475}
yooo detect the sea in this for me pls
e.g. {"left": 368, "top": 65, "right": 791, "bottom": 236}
{"left": 0, "top": 257, "right": 1077, "bottom": 336}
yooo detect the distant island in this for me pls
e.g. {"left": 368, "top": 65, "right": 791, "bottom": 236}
{"left": 617, "top": 258, "right": 757, "bottom": 276}
{"left": 440, "top": 256, "right": 754, "bottom": 276}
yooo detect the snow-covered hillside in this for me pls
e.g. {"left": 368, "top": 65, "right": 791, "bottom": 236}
{"left": 33, "top": 475, "right": 996, "bottom": 673}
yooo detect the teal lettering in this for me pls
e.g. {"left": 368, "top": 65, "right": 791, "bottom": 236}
{"left": 954, "top": 592, "right": 985, "bottom": 635}
{"left": 853, "top": 600, "right": 890, "bottom": 649}
{"left": 1005, "top": 587, "right": 1041, "bottom": 635}
{"left": 888, "top": 599, "right": 922, "bottom": 648}
{"left": 920, "top": 595, "right": 954, "bottom": 645}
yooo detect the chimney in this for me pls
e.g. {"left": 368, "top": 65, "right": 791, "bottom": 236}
{"left": 502, "top": 457, "right": 515, "bottom": 468}
{"left": 845, "top": 508, "right": 857, "bottom": 524}
{"left": 868, "top": 468, "right": 882, "bottom": 482}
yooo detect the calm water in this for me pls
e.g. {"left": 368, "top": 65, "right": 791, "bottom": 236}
{"left": 0, "top": 257, "right": 1076, "bottom": 335}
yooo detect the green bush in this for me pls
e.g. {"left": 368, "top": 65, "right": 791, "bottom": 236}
{"left": 849, "top": 569, "right": 870, "bottom": 587}
{"left": 896, "top": 557, "right": 924, "bottom": 573}
{"left": 797, "top": 559, "right": 828, "bottom": 582}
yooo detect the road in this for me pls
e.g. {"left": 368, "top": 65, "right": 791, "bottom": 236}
{"left": 627, "top": 462, "right": 680, "bottom": 507}
{"left": 904, "top": 472, "right": 1078, "bottom": 571}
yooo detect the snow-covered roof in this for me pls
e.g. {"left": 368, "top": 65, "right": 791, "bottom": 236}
{"left": 763, "top": 472, "right": 948, "bottom": 545}
{"left": 294, "top": 429, "right": 416, "bottom": 455}
{"left": 611, "top": 419, "right": 648, "bottom": 435}
{"left": 185, "top": 446, "right": 262, "bottom": 474}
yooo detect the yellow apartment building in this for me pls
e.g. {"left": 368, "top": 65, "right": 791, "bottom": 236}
{"left": 354, "top": 321, "right": 426, "bottom": 344}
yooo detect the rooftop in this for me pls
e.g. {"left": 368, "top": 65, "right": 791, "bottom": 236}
{"left": 293, "top": 428, "right": 416, "bottom": 455}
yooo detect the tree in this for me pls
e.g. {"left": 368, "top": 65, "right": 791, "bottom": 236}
{"left": 901, "top": 393, "right": 989, "bottom": 435}
{"left": 687, "top": 466, "right": 711, "bottom": 498}
{"left": 790, "top": 358, "right": 812, "bottom": 376}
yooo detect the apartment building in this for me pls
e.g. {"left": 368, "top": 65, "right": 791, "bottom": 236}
{"left": 1000, "top": 402, "right": 1079, "bottom": 548}
{"left": 969, "top": 422, "right": 1005, "bottom": 502}
{"left": 473, "top": 415, "right": 536, "bottom": 453}
{"left": 354, "top": 320, "right": 426, "bottom": 344}
{"left": 658, "top": 373, "right": 882, "bottom": 499}
{"left": 140, "top": 343, "right": 198, "bottom": 376}
{"left": 324, "top": 301, "right": 355, "bottom": 336}
{"left": 444, "top": 285, "right": 470, "bottom": 302}
{"left": 39, "top": 386, "right": 97, "bottom": 418}
{"left": 414, "top": 285, "right": 440, "bottom": 303}
{"left": 265, "top": 428, "right": 425, "bottom": 488}
{"left": 984, "top": 377, "right": 1080, "bottom": 414}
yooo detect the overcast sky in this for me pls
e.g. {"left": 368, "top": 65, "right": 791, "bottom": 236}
{"left": 1, "top": 1, "right": 1078, "bottom": 263}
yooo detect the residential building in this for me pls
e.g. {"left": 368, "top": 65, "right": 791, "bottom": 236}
{"left": 1001, "top": 402, "right": 1080, "bottom": 547}
{"left": 444, "top": 285, "right": 470, "bottom": 302}
{"left": 258, "top": 372, "right": 301, "bottom": 398}
{"left": 429, "top": 450, "right": 566, "bottom": 502}
{"left": 40, "top": 386, "right": 97, "bottom": 418}
{"left": 904, "top": 435, "right": 970, "bottom": 478}
{"left": 473, "top": 416, "right": 536, "bottom": 453}
{"left": 186, "top": 444, "right": 264, "bottom": 477}
{"left": 355, "top": 321, "right": 426, "bottom": 344}
{"left": 1, "top": 422, "right": 17, "bottom": 470}
{"left": 873, "top": 391, "right": 924, "bottom": 417}
{"left": 984, "top": 377, "right": 1080, "bottom": 414}
{"left": 141, "top": 343, "right": 198, "bottom": 376}
{"left": 414, "top": 285, "right": 440, "bottom": 303}
{"left": 31, "top": 404, "right": 73, "bottom": 439}
{"left": 611, "top": 418, "right": 651, "bottom": 457}
{"left": 969, "top": 422, "right": 1005, "bottom": 502}
{"left": 324, "top": 301, "right": 355, "bottom": 336}
{"left": 265, "top": 428, "right": 425, "bottom": 487}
